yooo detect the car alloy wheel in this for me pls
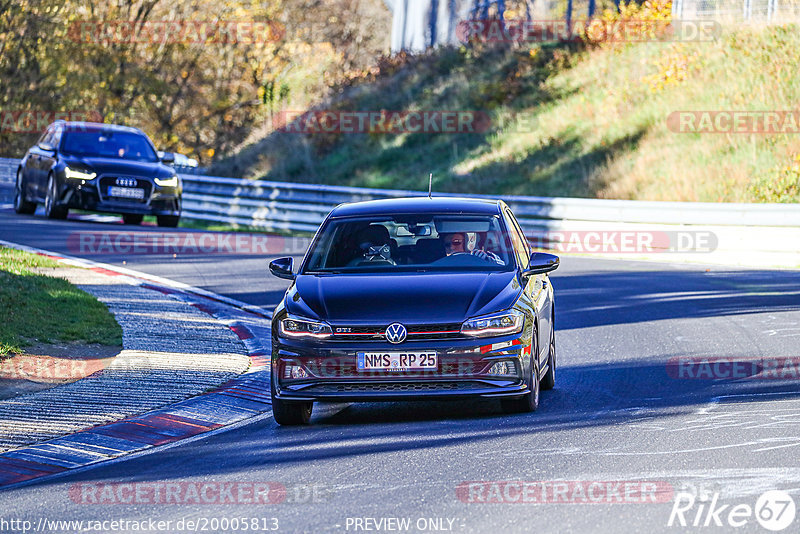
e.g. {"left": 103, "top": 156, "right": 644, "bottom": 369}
{"left": 271, "top": 379, "right": 313, "bottom": 425}
{"left": 14, "top": 170, "right": 36, "bottom": 215}
{"left": 44, "top": 174, "right": 67, "bottom": 219}
{"left": 501, "top": 325, "right": 540, "bottom": 413}
{"left": 44, "top": 176, "right": 53, "bottom": 215}
{"left": 541, "top": 321, "right": 556, "bottom": 391}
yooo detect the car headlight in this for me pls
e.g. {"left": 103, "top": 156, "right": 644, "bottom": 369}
{"left": 279, "top": 316, "right": 332, "bottom": 339}
{"left": 64, "top": 167, "right": 96, "bottom": 180}
{"left": 154, "top": 175, "right": 179, "bottom": 187}
{"left": 461, "top": 310, "right": 524, "bottom": 337}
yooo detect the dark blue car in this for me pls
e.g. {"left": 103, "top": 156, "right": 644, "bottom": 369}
{"left": 15, "top": 121, "right": 181, "bottom": 226}
{"left": 269, "top": 197, "right": 559, "bottom": 425}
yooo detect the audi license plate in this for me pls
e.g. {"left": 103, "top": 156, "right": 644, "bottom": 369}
{"left": 356, "top": 351, "right": 437, "bottom": 371}
{"left": 108, "top": 186, "right": 144, "bottom": 199}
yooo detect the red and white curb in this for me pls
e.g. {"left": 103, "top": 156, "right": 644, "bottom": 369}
{"left": 0, "top": 239, "right": 275, "bottom": 490}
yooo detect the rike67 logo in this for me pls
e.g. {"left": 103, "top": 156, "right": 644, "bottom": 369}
{"left": 668, "top": 490, "right": 796, "bottom": 531}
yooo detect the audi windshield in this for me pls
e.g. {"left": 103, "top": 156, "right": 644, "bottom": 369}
{"left": 303, "top": 214, "right": 516, "bottom": 273}
{"left": 61, "top": 129, "right": 160, "bottom": 162}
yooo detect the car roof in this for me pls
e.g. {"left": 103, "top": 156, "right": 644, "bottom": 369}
{"left": 329, "top": 196, "right": 506, "bottom": 217}
{"left": 54, "top": 121, "right": 144, "bottom": 134}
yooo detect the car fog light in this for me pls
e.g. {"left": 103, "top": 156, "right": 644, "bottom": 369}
{"left": 283, "top": 364, "right": 308, "bottom": 379}
{"left": 488, "top": 361, "right": 515, "bottom": 376}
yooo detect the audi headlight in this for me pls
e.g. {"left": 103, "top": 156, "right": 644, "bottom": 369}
{"left": 154, "top": 175, "right": 179, "bottom": 187}
{"left": 461, "top": 310, "right": 524, "bottom": 337}
{"left": 279, "top": 316, "right": 332, "bottom": 339}
{"left": 64, "top": 166, "right": 96, "bottom": 180}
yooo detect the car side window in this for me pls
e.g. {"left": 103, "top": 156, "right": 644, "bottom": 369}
{"left": 38, "top": 127, "right": 55, "bottom": 150}
{"left": 503, "top": 209, "right": 529, "bottom": 270}
{"left": 508, "top": 210, "right": 531, "bottom": 258}
{"left": 51, "top": 126, "right": 63, "bottom": 150}
{"left": 37, "top": 126, "right": 53, "bottom": 149}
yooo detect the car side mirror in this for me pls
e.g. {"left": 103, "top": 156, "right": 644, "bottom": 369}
{"left": 160, "top": 151, "right": 175, "bottom": 164}
{"left": 269, "top": 257, "right": 295, "bottom": 280}
{"left": 521, "top": 252, "right": 559, "bottom": 277}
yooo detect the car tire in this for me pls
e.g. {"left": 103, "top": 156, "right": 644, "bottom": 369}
{"left": 14, "top": 169, "right": 36, "bottom": 215}
{"left": 540, "top": 320, "right": 556, "bottom": 391}
{"left": 44, "top": 174, "right": 68, "bottom": 220}
{"left": 271, "top": 380, "right": 313, "bottom": 425}
{"left": 156, "top": 215, "right": 180, "bottom": 228}
{"left": 122, "top": 214, "right": 144, "bottom": 225}
{"left": 501, "top": 328, "right": 540, "bottom": 414}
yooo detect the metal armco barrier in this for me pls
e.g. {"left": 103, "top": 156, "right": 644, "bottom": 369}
{"left": 0, "top": 158, "right": 18, "bottom": 184}
{"left": 177, "top": 173, "right": 800, "bottom": 232}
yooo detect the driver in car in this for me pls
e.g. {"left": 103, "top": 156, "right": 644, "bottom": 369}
{"left": 441, "top": 232, "right": 504, "bottom": 265}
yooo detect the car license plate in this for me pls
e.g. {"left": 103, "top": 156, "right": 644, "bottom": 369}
{"left": 356, "top": 351, "right": 437, "bottom": 371}
{"left": 108, "top": 186, "right": 145, "bottom": 199}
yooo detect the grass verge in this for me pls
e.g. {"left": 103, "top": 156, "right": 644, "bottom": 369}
{"left": 176, "top": 218, "right": 312, "bottom": 236}
{"left": 0, "top": 247, "right": 123, "bottom": 358}
{"left": 212, "top": 23, "right": 800, "bottom": 203}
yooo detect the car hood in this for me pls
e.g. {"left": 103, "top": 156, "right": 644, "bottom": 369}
{"left": 286, "top": 271, "right": 522, "bottom": 324}
{"left": 61, "top": 155, "right": 171, "bottom": 178}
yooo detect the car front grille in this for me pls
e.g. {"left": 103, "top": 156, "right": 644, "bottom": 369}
{"left": 331, "top": 323, "right": 464, "bottom": 341}
{"left": 97, "top": 176, "right": 152, "bottom": 203}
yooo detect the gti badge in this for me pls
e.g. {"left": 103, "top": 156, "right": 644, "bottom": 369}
{"left": 385, "top": 323, "right": 407, "bottom": 344}
{"left": 116, "top": 177, "right": 137, "bottom": 187}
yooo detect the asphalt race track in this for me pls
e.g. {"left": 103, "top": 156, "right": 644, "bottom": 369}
{"left": 1, "top": 182, "right": 800, "bottom": 533}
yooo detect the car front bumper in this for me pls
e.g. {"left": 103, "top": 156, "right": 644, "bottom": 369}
{"left": 59, "top": 178, "right": 181, "bottom": 216}
{"left": 272, "top": 334, "right": 533, "bottom": 402}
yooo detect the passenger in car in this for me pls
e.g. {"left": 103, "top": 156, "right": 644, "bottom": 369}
{"left": 346, "top": 225, "right": 395, "bottom": 266}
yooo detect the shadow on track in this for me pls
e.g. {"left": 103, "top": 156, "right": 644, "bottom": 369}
{"left": 554, "top": 268, "right": 800, "bottom": 330}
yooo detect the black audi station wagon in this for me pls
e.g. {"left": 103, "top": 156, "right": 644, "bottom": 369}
{"left": 15, "top": 121, "right": 182, "bottom": 227}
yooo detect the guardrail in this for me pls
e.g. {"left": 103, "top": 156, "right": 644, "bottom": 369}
{"left": 0, "top": 158, "right": 18, "bottom": 184}
{"left": 178, "top": 173, "right": 800, "bottom": 233}
{"left": 2, "top": 156, "right": 799, "bottom": 266}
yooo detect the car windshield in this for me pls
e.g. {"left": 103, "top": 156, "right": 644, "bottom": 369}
{"left": 303, "top": 214, "right": 515, "bottom": 273}
{"left": 61, "top": 130, "right": 159, "bottom": 162}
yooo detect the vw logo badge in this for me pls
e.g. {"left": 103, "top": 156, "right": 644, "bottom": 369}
{"left": 385, "top": 323, "right": 407, "bottom": 344}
